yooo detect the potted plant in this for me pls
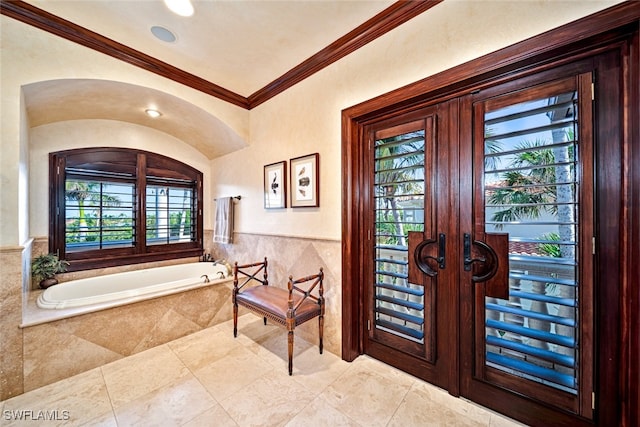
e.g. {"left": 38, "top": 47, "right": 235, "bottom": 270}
{"left": 31, "top": 253, "right": 69, "bottom": 289}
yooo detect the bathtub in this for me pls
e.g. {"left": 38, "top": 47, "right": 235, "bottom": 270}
{"left": 37, "top": 262, "right": 232, "bottom": 310}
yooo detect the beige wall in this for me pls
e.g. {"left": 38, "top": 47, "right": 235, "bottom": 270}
{"left": 211, "top": 0, "right": 622, "bottom": 240}
{"left": 0, "top": 15, "right": 249, "bottom": 248}
{"left": 0, "top": 0, "right": 623, "bottom": 400}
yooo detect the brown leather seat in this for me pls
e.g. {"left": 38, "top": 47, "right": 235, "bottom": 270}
{"left": 232, "top": 257, "right": 325, "bottom": 375}
{"left": 236, "top": 286, "right": 322, "bottom": 326}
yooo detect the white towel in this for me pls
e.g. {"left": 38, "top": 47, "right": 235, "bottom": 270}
{"left": 213, "top": 197, "right": 234, "bottom": 244}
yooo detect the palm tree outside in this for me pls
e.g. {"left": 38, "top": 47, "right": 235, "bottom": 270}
{"left": 483, "top": 91, "right": 580, "bottom": 391}
{"left": 65, "top": 179, "right": 125, "bottom": 246}
{"left": 373, "top": 129, "right": 426, "bottom": 342}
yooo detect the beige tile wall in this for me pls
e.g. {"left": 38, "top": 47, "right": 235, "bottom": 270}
{"left": 0, "top": 244, "right": 27, "bottom": 400}
{"left": 1, "top": 231, "right": 341, "bottom": 399}
{"left": 21, "top": 280, "right": 234, "bottom": 392}
{"left": 210, "top": 232, "right": 342, "bottom": 357}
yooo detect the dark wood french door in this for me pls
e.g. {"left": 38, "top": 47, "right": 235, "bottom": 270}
{"left": 359, "top": 54, "right": 621, "bottom": 425}
{"left": 457, "top": 69, "right": 596, "bottom": 423}
{"left": 363, "top": 101, "right": 458, "bottom": 390}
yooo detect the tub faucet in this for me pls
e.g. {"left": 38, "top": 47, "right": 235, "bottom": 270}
{"left": 201, "top": 274, "right": 210, "bottom": 283}
{"left": 217, "top": 271, "right": 225, "bottom": 279}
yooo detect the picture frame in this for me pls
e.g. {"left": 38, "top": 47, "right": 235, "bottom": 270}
{"left": 290, "top": 153, "right": 319, "bottom": 208}
{"left": 264, "top": 161, "right": 287, "bottom": 209}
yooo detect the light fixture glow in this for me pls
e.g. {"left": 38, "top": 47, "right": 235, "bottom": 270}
{"left": 163, "top": 0, "right": 194, "bottom": 17}
{"left": 145, "top": 109, "right": 162, "bottom": 118}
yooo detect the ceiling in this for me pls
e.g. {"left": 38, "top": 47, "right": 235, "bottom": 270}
{"left": 10, "top": 0, "right": 431, "bottom": 158}
{"left": 24, "top": 0, "right": 396, "bottom": 97}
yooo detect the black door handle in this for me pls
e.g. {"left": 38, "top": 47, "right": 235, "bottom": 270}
{"left": 464, "top": 233, "right": 486, "bottom": 272}
{"left": 414, "top": 233, "right": 446, "bottom": 277}
{"left": 463, "top": 232, "right": 509, "bottom": 299}
{"left": 435, "top": 233, "right": 446, "bottom": 269}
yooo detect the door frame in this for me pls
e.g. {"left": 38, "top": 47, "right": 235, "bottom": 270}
{"left": 341, "top": 3, "right": 639, "bottom": 426}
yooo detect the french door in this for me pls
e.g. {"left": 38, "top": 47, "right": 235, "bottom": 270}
{"left": 361, "top": 59, "right": 608, "bottom": 424}
{"left": 458, "top": 71, "right": 595, "bottom": 422}
{"left": 364, "top": 102, "right": 457, "bottom": 390}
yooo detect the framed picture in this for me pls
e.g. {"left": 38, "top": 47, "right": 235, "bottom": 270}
{"left": 290, "top": 153, "right": 319, "bottom": 208}
{"left": 264, "top": 161, "right": 287, "bottom": 209}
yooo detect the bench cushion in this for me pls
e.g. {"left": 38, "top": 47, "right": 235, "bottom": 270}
{"left": 236, "top": 285, "right": 321, "bottom": 326}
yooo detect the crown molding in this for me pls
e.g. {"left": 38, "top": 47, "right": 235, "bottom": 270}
{"left": 1, "top": 0, "right": 441, "bottom": 110}
{"left": 0, "top": 0, "right": 250, "bottom": 109}
{"left": 247, "top": 0, "right": 443, "bottom": 109}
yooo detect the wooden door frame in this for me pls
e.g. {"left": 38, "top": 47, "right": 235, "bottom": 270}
{"left": 341, "top": 3, "right": 639, "bottom": 425}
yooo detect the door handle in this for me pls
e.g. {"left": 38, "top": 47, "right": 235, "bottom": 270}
{"left": 434, "top": 233, "right": 446, "bottom": 270}
{"left": 463, "top": 233, "right": 487, "bottom": 272}
{"left": 463, "top": 232, "right": 509, "bottom": 299}
{"left": 410, "top": 232, "right": 445, "bottom": 278}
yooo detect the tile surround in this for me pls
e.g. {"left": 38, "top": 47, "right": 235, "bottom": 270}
{"left": 21, "top": 281, "right": 235, "bottom": 392}
{"left": 0, "top": 244, "right": 28, "bottom": 400}
{"left": 211, "top": 231, "right": 342, "bottom": 356}
{"left": 1, "top": 231, "right": 340, "bottom": 400}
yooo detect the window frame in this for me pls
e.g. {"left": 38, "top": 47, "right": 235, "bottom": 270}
{"left": 50, "top": 148, "right": 203, "bottom": 271}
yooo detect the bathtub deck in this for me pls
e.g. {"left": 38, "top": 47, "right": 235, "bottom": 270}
{"left": 21, "top": 277, "right": 234, "bottom": 328}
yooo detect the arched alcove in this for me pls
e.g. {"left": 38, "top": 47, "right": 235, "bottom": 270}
{"left": 23, "top": 79, "right": 248, "bottom": 159}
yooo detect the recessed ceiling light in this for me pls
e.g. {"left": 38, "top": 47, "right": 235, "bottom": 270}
{"left": 145, "top": 109, "right": 162, "bottom": 118}
{"left": 150, "top": 25, "right": 177, "bottom": 43}
{"left": 164, "top": 0, "right": 194, "bottom": 17}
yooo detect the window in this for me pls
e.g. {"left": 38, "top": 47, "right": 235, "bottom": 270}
{"left": 145, "top": 184, "right": 194, "bottom": 245}
{"left": 65, "top": 177, "right": 135, "bottom": 252}
{"left": 50, "top": 148, "right": 203, "bottom": 270}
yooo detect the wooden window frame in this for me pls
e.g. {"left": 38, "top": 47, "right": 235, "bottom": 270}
{"left": 49, "top": 147, "right": 203, "bottom": 271}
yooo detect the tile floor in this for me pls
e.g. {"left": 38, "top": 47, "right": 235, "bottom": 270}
{"left": 1, "top": 315, "right": 525, "bottom": 426}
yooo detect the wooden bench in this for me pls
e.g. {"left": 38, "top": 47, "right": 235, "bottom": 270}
{"left": 232, "top": 257, "right": 325, "bottom": 375}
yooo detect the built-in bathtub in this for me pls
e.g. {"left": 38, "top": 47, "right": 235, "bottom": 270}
{"left": 22, "top": 260, "right": 237, "bottom": 392}
{"left": 37, "top": 262, "right": 231, "bottom": 310}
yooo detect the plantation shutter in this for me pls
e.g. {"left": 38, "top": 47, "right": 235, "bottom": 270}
{"left": 373, "top": 124, "right": 426, "bottom": 343}
{"left": 483, "top": 89, "right": 580, "bottom": 393}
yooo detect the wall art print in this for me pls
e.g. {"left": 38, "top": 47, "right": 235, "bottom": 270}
{"left": 264, "top": 161, "right": 287, "bottom": 208}
{"left": 290, "top": 153, "right": 319, "bottom": 208}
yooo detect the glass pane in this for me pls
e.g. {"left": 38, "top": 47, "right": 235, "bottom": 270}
{"left": 65, "top": 179, "right": 135, "bottom": 252}
{"left": 146, "top": 186, "right": 195, "bottom": 245}
{"left": 373, "top": 128, "right": 426, "bottom": 343}
{"left": 484, "top": 91, "right": 580, "bottom": 393}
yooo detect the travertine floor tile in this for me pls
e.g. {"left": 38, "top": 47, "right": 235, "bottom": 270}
{"left": 387, "top": 382, "right": 487, "bottom": 427}
{"left": 391, "top": 381, "right": 492, "bottom": 426}
{"left": 244, "top": 324, "right": 314, "bottom": 371}
{"left": 287, "top": 346, "right": 351, "bottom": 393}
{"left": 101, "top": 345, "right": 189, "bottom": 408}
{"left": 113, "top": 374, "right": 216, "bottom": 427}
{"left": 219, "top": 370, "right": 315, "bottom": 427}
{"left": 191, "top": 345, "right": 273, "bottom": 402}
{"left": 180, "top": 404, "right": 238, "bottom": 427}
{"left": 319, "top": 356, "right": 415, "bottom": 427}
{"left": 218, "top": 314, "right": 282, "bottom": 346}
{"left": 284, "top": 395, "right": 361, "bottom": 427}
{"left": 1, "top": 368, "right": 112, "bottom": 427}
{"left": 168, "top": 325, "right": 238, "bottom": 371}
{"left": 2, "top": 314, "right": 525, "bottom": 427}
{"left": 490, "top": 413, "right": 529, "bottom": 427}
{"left": 79, "top": 411, "right": 118, "bottom": 427}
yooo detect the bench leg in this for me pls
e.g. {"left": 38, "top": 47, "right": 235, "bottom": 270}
{"left": 233, "top": 302, "right": 238, "bottom": 338}
{"left": 263, "top": 316, "right": 267, "bottom": 325}
{"left": 319, "top": 314, "right": 324, "bottom": 354}
{"left": 288, "top": 330, "right": 294, "bottom": 376}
